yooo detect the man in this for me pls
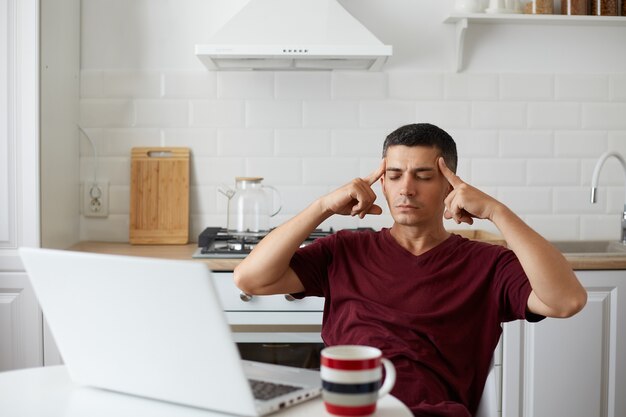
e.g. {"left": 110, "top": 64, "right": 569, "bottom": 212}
{"left": 234, "top": 123, "right": 587, "bottom": 417}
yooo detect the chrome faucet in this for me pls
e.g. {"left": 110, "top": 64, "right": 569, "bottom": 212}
{"left": 591, "top": 151, "right": 626, "bottom": 244}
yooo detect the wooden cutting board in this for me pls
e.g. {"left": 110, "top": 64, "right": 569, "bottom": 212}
{"left": 130, "top": 147, "right": 190, "bottom": 245}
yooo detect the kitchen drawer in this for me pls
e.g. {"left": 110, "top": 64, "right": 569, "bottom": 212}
{"left": 212, "top": 272, "right": 324, "bottom": 311}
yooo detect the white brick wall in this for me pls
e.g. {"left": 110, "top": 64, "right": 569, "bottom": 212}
{"left": 79, "top": 70, "right": 626, "bottom": 241}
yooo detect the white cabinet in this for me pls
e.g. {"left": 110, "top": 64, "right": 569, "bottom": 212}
{"left": 502, "top": 270, "right": 626, "bottom": 417}
{"left": 0, "top": 0, "right": 42, "bottom": 371}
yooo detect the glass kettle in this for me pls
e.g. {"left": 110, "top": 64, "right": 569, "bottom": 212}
{"left": 218, "top": 177, "right": 282, "bottom": 237}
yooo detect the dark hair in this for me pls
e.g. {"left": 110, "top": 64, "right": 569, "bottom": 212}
{"left": 382, "top": 123, "right": 458, "bottom": 172}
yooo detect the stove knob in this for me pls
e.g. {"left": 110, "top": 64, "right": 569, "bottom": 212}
{"left": 239, "top": 292, "right": 254, "bottom": 302}
{"left": 284, "top": 294, "right": 296, "bottom": 302}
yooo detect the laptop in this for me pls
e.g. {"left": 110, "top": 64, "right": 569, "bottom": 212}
{"left": 19, "top": 247, "right": 322, "bottom": 416}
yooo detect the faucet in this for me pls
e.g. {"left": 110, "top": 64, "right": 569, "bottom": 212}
{"left": 591, "top": 151, "right": 626, "bottom": 244}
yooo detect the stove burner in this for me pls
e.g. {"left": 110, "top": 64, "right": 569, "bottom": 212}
{"left": 194, "top": 227, "right": 338, "bottom": 259}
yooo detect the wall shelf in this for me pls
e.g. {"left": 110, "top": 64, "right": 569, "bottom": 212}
{"left": 444, "top": 13, "right": 626, "bottom": 71}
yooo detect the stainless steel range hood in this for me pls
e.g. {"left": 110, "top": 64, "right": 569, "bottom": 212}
{"left": 195, "top": 0, "right": 392, "bottom": 71}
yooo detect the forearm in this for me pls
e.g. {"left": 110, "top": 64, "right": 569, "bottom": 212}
{"left": 234, "top": 199, "right": 331, "bottom": 292}
{"left": 490, "top": 204, "right": 587, "bottom": 317}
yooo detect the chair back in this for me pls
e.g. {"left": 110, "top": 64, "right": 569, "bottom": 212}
{"left": 475, "top": 358, "right": 497, "bottom": 417}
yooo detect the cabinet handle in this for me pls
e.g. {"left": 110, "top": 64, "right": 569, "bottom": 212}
{"left": 284, "top": 294, "right": 296, "bottom": 302}
{"left": 239, "top": 292, "right": 254, "bottom": 302}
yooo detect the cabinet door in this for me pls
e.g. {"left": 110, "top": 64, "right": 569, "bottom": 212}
{"left": 0, "top": 273, "right": 42, "bottom": 371}
{"left": 503, "top": 270, "right": 626, "bottom": 417}
{"left": 0, "top": 0, "right": 42, "bottom": 371}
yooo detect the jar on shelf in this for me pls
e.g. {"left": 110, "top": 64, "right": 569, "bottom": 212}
{"left": 523, "top": 0, "right": 554, "bottom": 14}
{"left": 590, "top": 0, "right": 618, "bottom": 15}
{"left": 561, "top": 0, "right": 589, "bottom": 14}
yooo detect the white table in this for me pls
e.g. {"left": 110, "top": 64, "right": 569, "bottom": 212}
{"left": 0, "top": 366, "right": 413, "bottom": 417}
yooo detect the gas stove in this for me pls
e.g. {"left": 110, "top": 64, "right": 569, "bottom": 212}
{"left": 192, "top": 227, "right": 336, "bottom": 259}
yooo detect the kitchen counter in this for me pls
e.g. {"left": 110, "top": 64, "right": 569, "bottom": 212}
{"left": 68, "top": 240, "right": 626, "bottom": 271}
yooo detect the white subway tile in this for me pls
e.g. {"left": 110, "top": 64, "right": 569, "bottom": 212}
{"left": 472, "top": 102, "right": 526, "bottom": 129}
{"left": 245, "top": 157, "right": 303, "bottom": 185}
{"left": 580, "top": 215, "right": 620, "bottom": 240}
{"left": 189, "top": 185, "right": 218, "bottom": 214}
{"left": 527, "top": 159, "right": 580, "bottom": 186}
{"left": 444, "top": 73, "right": 498, "bottom": 100}
{"left": 554, "top": 187, "right": 606, "bottom": 214}
{"left": 217, "top": 128, "right": 274, "bottom": 156}
{"left": 582, "top": 103, "right": 626, "bottom": 129}
{"left": 331, "top": 129, "right": 387, "bottom": 157}
{"left": 500, "top": 74, "right": 554, "bottom": 101}
{"left": 162, "top": 71, "right": 217, "bottom": 98}
{"left": 606, "top": 186, "right": 626, "bottom": 214}
{"left": 80, "top": 156, "right": 130, "bottom": 185}
{"left": 192, "top": 156, "right": 245, "bottom": 186}
{"left": 102, "top": 70, "right": 161, "bottom": 98}
{"left": 415, "top": 102, "right": 471, "bottom": 129}
{"left": 80, "top": 70, "right": 104, "bottom": 98}
{"left": 80, "top": 99, "right": 135, "bottom": 127}
{"left": 278, "top": 185, "right": 329, "bottom": 214}
{"left": 608, "top": 131, "right": 626, "bottom": 155}
{"left": 217, "top": 72, "right": 274, "bottom": 99}
{"left": 360, "top": 100, "right": 415, "bottom": 129}
{"left": 524, "top": 215, "right": 579, "bottom": 240}
{"left": 303, "top": 101, "right": 359, "bottom": 128}
{"left": 499, "top": 130, "right": 553, "bottom": 157}
{"left": 609, "top": 74, "right": 626, "bottom": 101}
{"left": 555, "top": 74, "right": 608, "bottom": 101}
{"left": 97, "top": 128, "right": 161, "bottom": 156}
{"left": 135, "top": 99, "right": 188, "bottom": 127}
{"left": 162, "top": 128, "right": 217, "bottom": 155}
{"left": 276, "top": 72, "right": 331, "bottom": 99}
{"left": 456, "top": 159, "right": 472, "bottom": 182}
{"left": 303, "top": 157, "right": 359, "bottom": 185}
{"left": 332, "top": 71, "right": 387, "bottom": 99}
{"left": 190, "top": 100, "right": 245, "bottom": 127}
{"left": 555, "top": 130, "right": 607, "bottom": 157}
{"left": 528, "top": 102, "right": 580, "bottom": 129}
{"left": 247, "top": 100, "right": 302, "bottom": 128}
{"left": 471, "top": 159, "right": 526, "bottom": 186}
{"left": 388, "top": 72, "right": 443, "bottom": 100}
{"left": 448, "top": 129, "right": 498, "bottom": 157}
{"left": 497, "top": 187, "right": 552, "bottom": 213}
{"left": 275, "top": 129, "right": 331, "bottom": 156}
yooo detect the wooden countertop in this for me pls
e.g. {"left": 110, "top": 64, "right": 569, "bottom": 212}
{"left": 69, "top": 241, "right": 626, "bottom": 271}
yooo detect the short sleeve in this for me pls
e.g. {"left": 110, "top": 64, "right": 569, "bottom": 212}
{"left": 492, "top": 249, "right": 545, "bottom": 323}
{"left": 288, "top": 234, "right": 336, "bottom": 299}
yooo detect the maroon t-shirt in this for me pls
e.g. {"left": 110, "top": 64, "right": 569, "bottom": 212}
{"left": 290, "top": 229, "right": 544, "bottom": 417}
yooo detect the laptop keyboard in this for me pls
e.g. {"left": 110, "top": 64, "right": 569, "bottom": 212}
{"left": 248, "top": 379, "right": 301, "bottom": 401}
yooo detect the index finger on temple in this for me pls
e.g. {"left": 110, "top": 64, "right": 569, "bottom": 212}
{"left": 366, "top": 158, "right": 386, "bottom": 186}
{"left": 438, "top": 157, "right": 463, "bottom": 187}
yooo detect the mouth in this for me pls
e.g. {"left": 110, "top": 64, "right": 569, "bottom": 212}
{"left": 395, "top": 203, "right": 419, "bottom": 210}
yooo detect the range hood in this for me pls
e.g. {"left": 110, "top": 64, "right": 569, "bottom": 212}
{"left": 195, "top": 0, "right": 392, "bottom": 71}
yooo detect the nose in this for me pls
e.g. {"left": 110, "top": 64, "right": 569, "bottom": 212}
{"left": 399, "top": 176, "right": 416, "bottom": 197}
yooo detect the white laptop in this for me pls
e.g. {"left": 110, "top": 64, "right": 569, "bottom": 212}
{"left": 19, "top": 247, "right": 321, "bottom": 416}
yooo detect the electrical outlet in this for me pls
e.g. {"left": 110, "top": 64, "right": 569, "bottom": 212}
{"left": 83, "top": 181, "right": 109, "bottom": 218}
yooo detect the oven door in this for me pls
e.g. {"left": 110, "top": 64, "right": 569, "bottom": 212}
{"left": 213, "top": 272, "right": 325, "bottom": 370}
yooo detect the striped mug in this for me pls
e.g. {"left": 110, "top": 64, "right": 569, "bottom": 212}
{"left": 321, "top": 345, "right": 396, "bottom": 416}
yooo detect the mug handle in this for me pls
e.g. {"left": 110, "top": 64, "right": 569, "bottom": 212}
{"left": 378, "top": 358, "right": 396, "bottom": 398}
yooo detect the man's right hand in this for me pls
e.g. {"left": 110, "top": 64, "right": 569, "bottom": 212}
{"left": 320, "top": 159, "right": 386, "bottom": 219}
